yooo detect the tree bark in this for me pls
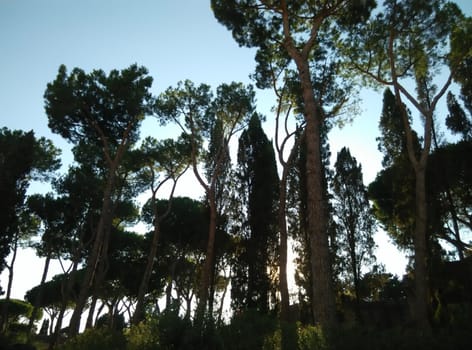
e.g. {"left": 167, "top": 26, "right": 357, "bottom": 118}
{"left": 217, "top": 271, "right": 229, "bottom": 324}
{"left": 279, "top": 2, "right": 336, "bottom": 329}
{"left": 395, "top": 88, "right": 432, "bottom": 332}
{"left": 196, "top": 194, "right": 217, "bottom": 324}
{"left": 296, "top": 58, "right": 336, "bottom": 330}
{"left": 1, "top": 237, "right": 18, "bottom": 332}
{"left": 68, "top": 168, "right": 116, "bottom": 336}
{"left": 413, "top": 167, "right": 431, "bottom": 332}
{"left": 278, "top": 172, "right": 290, "bottom": 323}
{"left": 165, "top": 260, "right": 177, "bottom": 311}
{"left": 49, "top": 259, "right": 79, "bottom": 350}
{"left": 27, "top": 251, "right": 52, "bottom": 339}
{"left": 133, "top": 210, "right": 161, "bottom": 324}
{"left": 85, "top": 294, "right": 98, "bottom": 329}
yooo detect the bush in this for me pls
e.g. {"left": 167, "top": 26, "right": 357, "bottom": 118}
{"left": 56, "top": 327, "right": 126, "bottom": 350}
{"left": 297, "top": 324, "right": 327, "bottom": 350}
{"left": 126, "top": 318, "right": 160, "bottom": 350}
{"left": 220, "top": 309, "right": 276, "bottom": 350}
{"left": 126, "top": 309, "right": 206, "bottom": 350}
{"left": 329, "top": 326, "right": 472, "bottom": 350}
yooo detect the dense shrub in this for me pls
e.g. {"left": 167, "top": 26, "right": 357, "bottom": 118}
{"left": 220, "top": 309, "right": 276, "bottom": 350}
{"left": 126, "top": 309, "right": 208, "bottom": 350}
{"left": 297, "top": 324, "right": 327, "bottom": 350}
{"left": 56, "top": 328, "right": 126, "bottom": 350}
{"left": 126, "top": 317, "right": 160, "bottom": 350}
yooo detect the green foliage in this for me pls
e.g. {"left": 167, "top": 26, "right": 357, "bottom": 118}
{"left": 450, "top": 15, "right": 471, "bottom": 78}
{"left": 126, "top": 310, "right": 206, "bottom": 350}
{"left": 126, "top": 317, "right": 160, "bottom": 350}
{"left": 220, "top": 309, "right": 276, "bottom": 350}
{"left": 45, "top": 64, "right": 153, "bottom": 147}
{"left": 0, "top": 128, "right": 60, "bottom": 273}
{"left": 232, "top": 114, "right": 279, "bottom": 313}
{"left": 0, "top": 299, "right": 35, "bottom": 322}
{"left": 329, "top": 326, "right": 472, "bottom": 350}
{"left": 332, "top": 147, "right": 377, "bottom": 298}
{"left": 446, "top": 92, "right": 472, "bottom": 140}
{"left": 25, "top": 271, "right": 82, "bottom": 308}
{"left": 57, "top": 328, "right": 126, "bottom": 350}
{"left": 297, "top": 324, "right": 327, "bottom": 350}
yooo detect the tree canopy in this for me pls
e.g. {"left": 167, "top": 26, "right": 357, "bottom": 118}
{"left": 1, "top": 1, "right": 471, "bottom": 349}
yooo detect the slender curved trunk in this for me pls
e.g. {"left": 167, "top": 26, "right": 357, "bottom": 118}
{"left": 196, "top": 195, "right": 217, "bottom": 324}
{"left": 27, "top": 251, "right": 52, "bottom": 339}
{"left": 1, "top": 237, "right": 18, "bottom": 332}
{"left": 85, "top": 294, "right": 98, "bottom": 329}
{"left": 5, "top": 240, "right": 18, "bottom": 304}
{"left": 444, "top": 189, "right": 465, "bottom": 260}
{"left": 133, "top": 216, "right": 161, "bottom": 324}
{"left": 217, "top": 270, "right": 229, "bottom": 324}
{"left": 68, "top": 169, "right": 116, "bottom": 336}
{"left": 49, "top": 259, "right": 79, "bottom": 350}
{"left": 208, "top": 254, "right": 217, "bottom": 318}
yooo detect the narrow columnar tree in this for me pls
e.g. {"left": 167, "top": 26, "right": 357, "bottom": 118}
{"left": 212, "top": 0, "right": 375, "bottom": 329}
{"left": 232, "top": 114, "right": 279, "bottom": 313}
{"left": 332, "top": 147, "right": 376, "bottom": 318}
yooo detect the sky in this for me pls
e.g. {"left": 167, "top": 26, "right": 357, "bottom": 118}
{"left": 1, "top": 0, "right": 471, "bottom": 301}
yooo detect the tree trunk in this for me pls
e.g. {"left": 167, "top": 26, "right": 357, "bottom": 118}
{"left": 296, "top": 59, "right": 336, "bottom": 330}
{"left": 68, "top": 168, "right": 116, "bottom": 336}
{"left": 395, "top": 83, "right": 432, "bottom": 333}
{"left": 217, "top": 272, "right": 229, "bottom": 324}
{"left": 165, "top": 260, "right": 177, "bottom": 311}
{"left": 445, "top": 188, "right": 465, "bottom": 260}
{"left": 49, "top": 260, "right": 79, "bottom": 350}
{"left": 413, "top": 167, "right": 431, "bottom": 332}
{"left": 278, "top": 173, "right": 290, "bottom": 323}
{"left": 208, "top": 254, "right": 217, "bottom": 318}
{"left": 1, "top": 237, "right": 18, "bottom": 332}
{"left": 94, "top": 299, "right": 106, "bottom": 326}
{"left": 196, "top": 194, "right": 217, "bottom": 324}
{"left": 85, "top": 294, "right": 98, "bottom": 329}
{"left": 133, "top": 216, "right": 161, "bottom": 324}
{"left": 27, "top": 251, "right": 52, "bottom": 339}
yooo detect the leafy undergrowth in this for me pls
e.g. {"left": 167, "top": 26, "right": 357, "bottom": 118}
{"left": 17, "top": 309, "right": 471, "bottom": 350}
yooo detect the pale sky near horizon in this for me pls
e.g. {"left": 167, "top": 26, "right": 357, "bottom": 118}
{"left": 1, "top": 0, "right": 471, "bottom": 301}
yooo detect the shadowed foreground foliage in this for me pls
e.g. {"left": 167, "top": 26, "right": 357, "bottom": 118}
{"left": 3, "top": 307, "right": 468, "bottom": 350}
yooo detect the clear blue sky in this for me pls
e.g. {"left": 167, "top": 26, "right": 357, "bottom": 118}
{"left": 1, "top": 0, "right": 471, "bottom": 299}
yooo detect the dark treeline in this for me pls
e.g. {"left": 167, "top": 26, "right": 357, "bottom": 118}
{"left": 1, "top": 1, "right": 471, "bottom": 349}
